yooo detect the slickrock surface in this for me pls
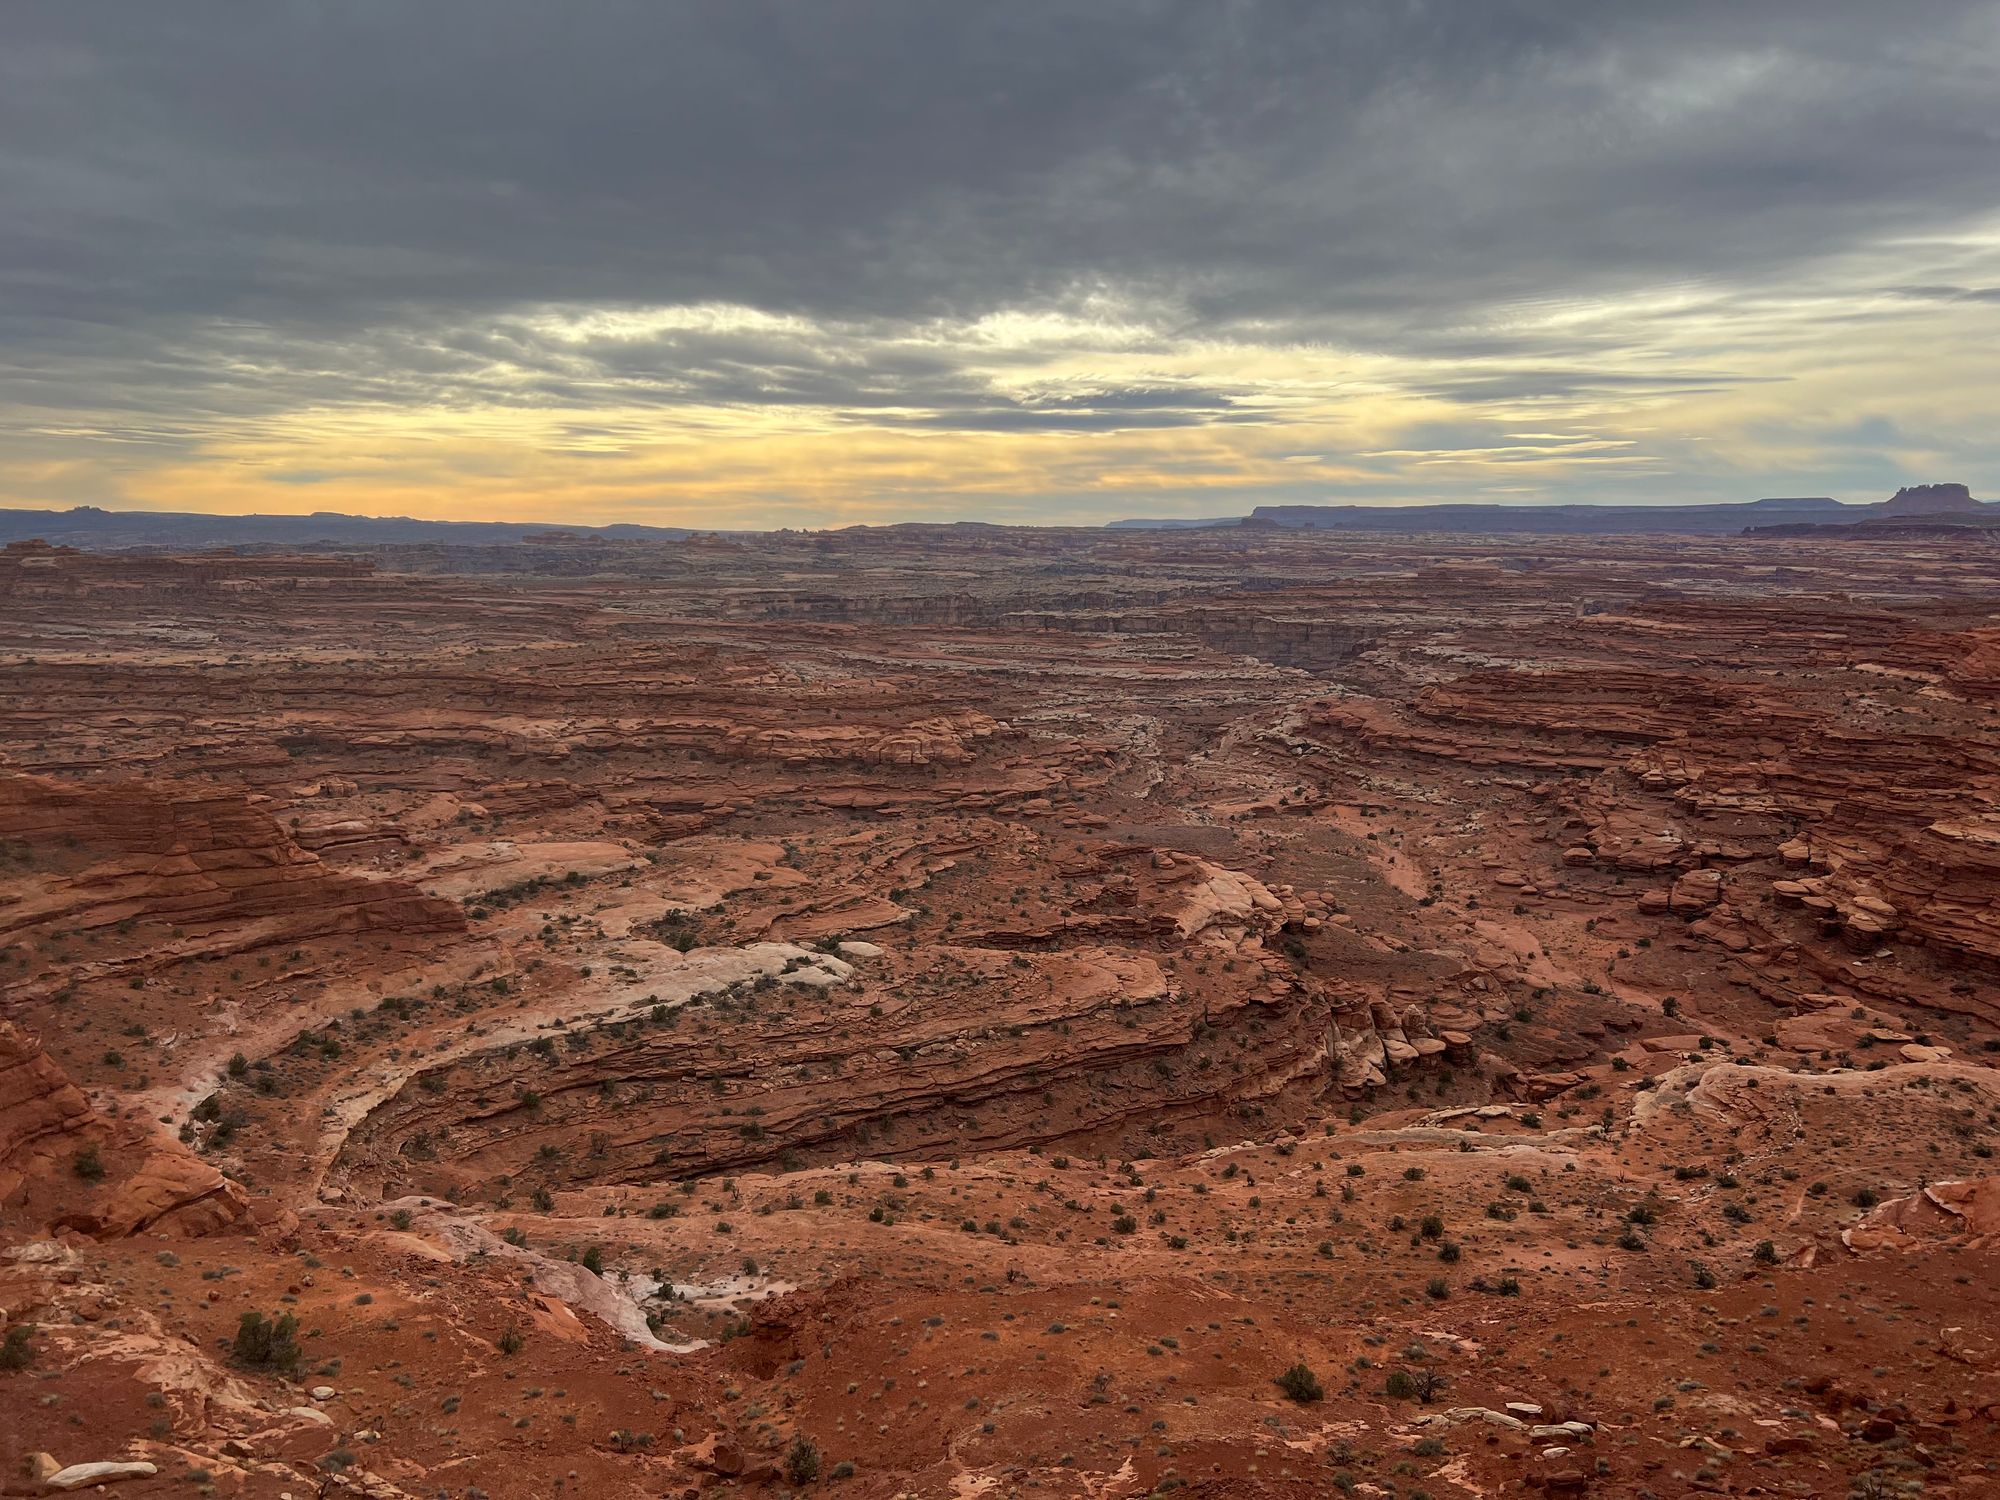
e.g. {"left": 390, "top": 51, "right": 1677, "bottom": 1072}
{"left": 2, "top": 527, "right": 1997, "bottom": 1497}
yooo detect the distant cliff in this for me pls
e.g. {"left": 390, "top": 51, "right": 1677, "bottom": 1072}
{"left": 1881, "top": 482, "right": 1977, "bottom": 516}
{"left": 1746, "top": 483, "right": 1997, "bottom": 539}
{"left": 1112, "top": 488, "right": 1997, "bottom": 536}
{"left": 1115, "top": 497, "right": 1849, "bottom": 534}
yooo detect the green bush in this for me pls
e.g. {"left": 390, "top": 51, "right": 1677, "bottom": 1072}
{"left": 1275, "top": 1361, "right": 1324, "bottom": 1403}
{"left": 785, "top": 1433, "right": 823, "bottom": 1485}
{"left": 0, "top": 1326, "right": 34, "bottom": 1372}
{"left": 232, "top": 1311, "right": 303, "bottom": 1375}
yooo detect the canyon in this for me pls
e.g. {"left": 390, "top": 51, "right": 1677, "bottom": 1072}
{"left": 2, "top": 525, "right": 1998, "bottom": 1498}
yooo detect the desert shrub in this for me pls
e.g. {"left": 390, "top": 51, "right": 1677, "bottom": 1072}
{"left": 1275, "top": 1361, "right": 1324, "bottom": 1403}
{"left": 232, "top": 1311, "right": 303, "bottom": 1375}
{"left": 0, "top": 1326, "right": 34, "bottom": 1372}
{"left": 785, "top": 1433, "right": 823, "bottom": 1484}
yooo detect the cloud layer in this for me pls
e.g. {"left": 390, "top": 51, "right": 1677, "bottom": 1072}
{"left": 4, "top": 1, "right": 1999, "bottom": 523}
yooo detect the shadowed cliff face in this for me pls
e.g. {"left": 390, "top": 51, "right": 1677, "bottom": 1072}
{"left": 4, "top": 527, "right": 2000, "bottom": 1497}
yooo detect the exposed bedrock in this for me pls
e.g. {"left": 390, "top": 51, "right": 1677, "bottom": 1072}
{"left": 0, "top": 1021, "right": 247, "bottom": 1239}
{"left": 330, "top": 941, "right": 1349, "bottom": 1198}
{"left": 0, "top": 770, "right": 464, "bottom": 956}
{"left": 731, "top": 587, "right": 1381, "bottom": 670}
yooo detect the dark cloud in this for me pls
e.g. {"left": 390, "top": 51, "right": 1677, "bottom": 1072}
{"left": 10, "top": 3, "right": 1999, "bottom": 322}
{"left": 3, "top": 0, "right": 1999, "bottom": 499}
{"left": 1888, "top": 284, "right": 2000, "bottom": 302}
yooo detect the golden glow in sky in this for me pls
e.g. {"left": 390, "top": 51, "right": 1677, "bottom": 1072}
{"left": 6, "top": 5, "right": 1999, "bottom": 526}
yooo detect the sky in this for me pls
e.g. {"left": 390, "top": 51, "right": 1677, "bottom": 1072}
{"left": 4, "top": 2, "right": 2000, "bottom": 529}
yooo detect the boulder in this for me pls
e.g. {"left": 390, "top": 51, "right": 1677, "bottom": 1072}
{"left": 23, "top": 1455, "right": 62, "bottom": 1484}
{"left": 1669, "top": 869, "right": 1722, "bottom": 913}
{"left": 46, "top": 1462, "right": 159, "bottom": 1490}
{"left": 1531, "top": 1421, "right": 1596, "bottom": 1441}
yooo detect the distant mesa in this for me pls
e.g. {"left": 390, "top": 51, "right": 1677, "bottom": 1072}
{"left": 0, "top": 504, "right": 695, "bottom": 550}
{"left": 1114, "top": 497, "right": 1854, "bottom": 536}
{"left": 1881, "top": 482, "right": 1977, "bottom": 516}
{"left": 1746, "top": 482, "right": 1997, "bottom": 539}
{"left": 1112, "top": 486, "right": 1994, "bottom": 539}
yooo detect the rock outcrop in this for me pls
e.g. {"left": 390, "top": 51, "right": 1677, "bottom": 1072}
{"left": 0, "top": 771, "right": 465, "bottom": 956}
{"left": 0, "top": 1022, "right": 246, "bottom": 1238}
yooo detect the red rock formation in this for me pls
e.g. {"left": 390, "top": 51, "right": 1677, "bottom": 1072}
{"left": 0, "top": 1022, "right": 245, "bottom": 1238}
{"left": 0, "top": 771, "right": 464, "bottom": 953}
{"left": 1, "top": 530, "right": 1997, "bottom": 1496}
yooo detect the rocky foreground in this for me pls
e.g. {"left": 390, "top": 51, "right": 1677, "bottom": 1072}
{"left": 1, "top": 526, "right": 1997, "bottom": 1498}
